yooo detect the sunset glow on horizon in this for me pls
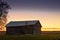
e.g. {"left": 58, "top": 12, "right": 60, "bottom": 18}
{"left": 5, "top": 0, "right": 60, "bottom": 31}
{"left": 7, "top": 10, "right": 60, "bottom": 31}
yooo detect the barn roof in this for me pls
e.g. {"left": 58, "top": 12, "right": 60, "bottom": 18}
{"left": 6, "top": 20, "right": 42, "bottom": 27}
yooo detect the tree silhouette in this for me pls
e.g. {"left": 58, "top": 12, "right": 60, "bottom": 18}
{"left": 0, "top": 0, "right": 10, "bottom": 31}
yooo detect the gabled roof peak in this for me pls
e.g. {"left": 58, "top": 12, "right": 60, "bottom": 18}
{"left": 6, "top": 20, "right": 40, "bottom": 27}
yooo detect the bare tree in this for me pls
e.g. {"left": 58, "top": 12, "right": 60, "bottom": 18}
{"left": 0, "top": 0, "right": 10, "bottom": 31}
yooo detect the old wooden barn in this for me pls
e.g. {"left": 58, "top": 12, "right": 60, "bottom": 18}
{"left": 6, "top": 20, "right": 42, "bottom": 35}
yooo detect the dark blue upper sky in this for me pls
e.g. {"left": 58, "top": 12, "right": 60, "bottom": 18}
{"left": 6, "top": 0, "right": 60, "bottom": 10}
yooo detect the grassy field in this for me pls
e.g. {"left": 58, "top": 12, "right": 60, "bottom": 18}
{"left": 0, "top": 31, "right": 60, "bottom": 40}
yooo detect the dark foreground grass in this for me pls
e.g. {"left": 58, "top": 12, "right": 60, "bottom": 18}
{"left": 0, "top": 34, "right": 60, "bottom": 40}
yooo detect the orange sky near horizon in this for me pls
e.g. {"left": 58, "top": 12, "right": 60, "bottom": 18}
{"left": 6, "top": 10, "right": 60, "bottom": 31}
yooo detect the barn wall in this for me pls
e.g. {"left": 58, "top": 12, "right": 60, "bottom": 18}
{"left": 6, "top": 27, "right": 25, "bottom": 35}
{"left": 33, "top": 23, "right": 41, "bottom": 35}
{"left": 6, "top": 27, "right": 17, "bottom": 34}
{"left": 6, "top": 26, "right": 34, "bottom": 35}
{"left": 26, "top": 25, "right": 33, "bottom": 34}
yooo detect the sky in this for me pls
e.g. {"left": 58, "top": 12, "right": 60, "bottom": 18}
{"left": 6, "top": 0, "right": 60, "bottom": 31}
